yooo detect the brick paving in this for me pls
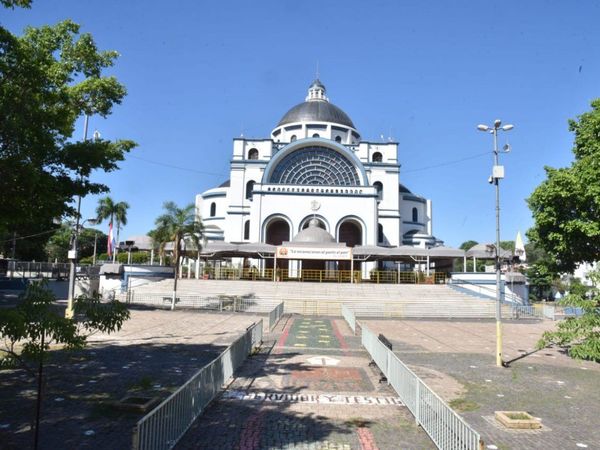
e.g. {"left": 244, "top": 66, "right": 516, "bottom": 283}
{"left": 177, "top": 316, "right": 434, "bottom": 450}
{"left": 364, "top": 318, "right": 600, "bottom": 450}
{"left": 0, "top": 308, "right": 264, "bottom": 450}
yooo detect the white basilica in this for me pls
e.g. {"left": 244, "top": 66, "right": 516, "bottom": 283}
{"left": 196, "top": 80, "right": 443, "bottom": 272}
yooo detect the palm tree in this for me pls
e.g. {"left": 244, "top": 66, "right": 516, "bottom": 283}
{"left": 96, "top": 196, "right": 130, "bottom": 262}
{"left": 151, "top": 201, "right": 204, "bottom": 309}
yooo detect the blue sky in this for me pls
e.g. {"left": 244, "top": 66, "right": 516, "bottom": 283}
{"left": 4, "top": 1, "right": 600, "bottom": 248}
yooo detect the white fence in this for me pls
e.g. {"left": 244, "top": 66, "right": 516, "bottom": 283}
{"left": 341, "top": 304, "right": 356, "bottom": 334}
{"left": 356, "top": 321, "right": 482, "bottom": 450}
{"left": 268, "top": 302, "right": 284, "bottom": 330}
{"left": 133, "top": 320, "right": 263, "bottom": 450}
{"left": 126, "top": 291, "right": 280, "bottom": 313}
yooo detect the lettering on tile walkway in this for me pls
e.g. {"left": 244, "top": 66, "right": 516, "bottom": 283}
{"left": 222, "top": 390, "right": 404, "bottom": 406}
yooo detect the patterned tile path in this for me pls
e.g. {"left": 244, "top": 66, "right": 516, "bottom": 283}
{"left": 177, "top": 317, "right": 434, "bottom": 450}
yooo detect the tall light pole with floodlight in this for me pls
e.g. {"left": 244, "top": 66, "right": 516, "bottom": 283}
{"left": 477, "top": 119, "right": 514, "bottom": 367}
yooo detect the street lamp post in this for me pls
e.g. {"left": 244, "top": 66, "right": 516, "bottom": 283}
{"left": 477, "top": 119, "right": 513, "bottom": 367}
{"left": 66, "top": 217, "right": 98, "bottom": 318}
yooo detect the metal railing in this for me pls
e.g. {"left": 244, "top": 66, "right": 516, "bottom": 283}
{"left": 268, "top": 302, "right": 284, "bottom": 330}
{"left": 341, "top": 304, "right": 356, "bottom": 334}
{"left": 360, "top": 324, "right": 482, "bottom": 450}
{"left": 4, "top": 261, "right": 71, "bottom": 279}
{"left": 133, "top": 320, "right": 263, "bottom": 450}
{"left": 199, "top": 267, "right": 447, "bottom": 284}
{"left": 127, "top": 291, "right": 280, "bottom": 313}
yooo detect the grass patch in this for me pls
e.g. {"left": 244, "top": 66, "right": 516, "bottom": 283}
{"left": 128, "top": 376, "right": 153, "bottom": 392}
{"left": 448, "top": 398, "right": 480, "bottom": 412}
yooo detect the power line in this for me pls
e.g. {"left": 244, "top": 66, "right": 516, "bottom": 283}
{"left": 128, "top": 155, "right": 226, "bottom": 177}
{"left": 402, "top": 151, "right": 489, "bottom": 174}
{"left": 0, "top": 228, "right": 57, "bottom": 244}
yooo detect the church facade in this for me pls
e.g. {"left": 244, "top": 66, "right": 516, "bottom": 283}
{"left": 195, "top": 80, "right": 442, "bottom": 267}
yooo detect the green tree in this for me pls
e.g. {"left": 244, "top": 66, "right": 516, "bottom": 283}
{"left": 527, "top": 99, "right": 600, "bottom": 273}
{"left": 45, "top": 223, "right": 107, "bottom": 262}
{"left": 0, "top": 282, "right": 129, "bottom": 448}
{"left": 537, "top": 269, "right": 600, "bottom": 362}
{"left": 459, "top": 240, "right": 478, "bottom": 251}
{"left": 529, "top": 99, "right": 600, "bottom": 361}
{"left": 0, "top": 14, "right": 136, "bottom": 259}
{"left": 526, "top": 262, "right": 555, "bottom": 301}
{"left": 95, "top": 196, "right": 129, "bottom": 261}
{"left": 150, "top": 202, "right": 204, "bottom": 308}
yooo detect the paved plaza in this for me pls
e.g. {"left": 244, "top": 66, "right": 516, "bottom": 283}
{"left": 0, "top": 308, "right": 265, "bottom": 450}
{"left": 363, "top": 319, "right": 600, "bottom": 450}
{"left": 176, "top": 316, "right": 434, "bottom": 450}
{"left": 2, "top": 306, "right": 598, "bottom": 450}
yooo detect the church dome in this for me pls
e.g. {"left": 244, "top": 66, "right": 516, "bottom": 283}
{"left": 292, "top": 219, "right": 336, "bottom": 243}
{"left": 277, "top": 80, "right": 356, "bottom": 129}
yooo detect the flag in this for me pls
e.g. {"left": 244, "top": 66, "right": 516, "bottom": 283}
{"left": 515, "top": 231, "right": 526, "bottom": 262}
{"left": 107, "top": 222, "right": 116, "bottom": 257}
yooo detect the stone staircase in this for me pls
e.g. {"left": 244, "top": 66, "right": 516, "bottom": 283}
{"left": 127, "top": 279, "right": 509, "bottom": 318}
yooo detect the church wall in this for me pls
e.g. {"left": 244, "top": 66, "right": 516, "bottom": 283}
{"left": 251, "top": 191, "right": 378, "bottom": 246}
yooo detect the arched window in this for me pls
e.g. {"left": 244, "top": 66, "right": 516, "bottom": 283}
{"left": 373, "top": 182, "right": 383, "bottom": 201}
{"left": 335, "top": 135, "right": 342, "bottom": 143}
{"left": 312, "top": 133, "right": 320, "bottom": 138}
{"left": 210, "top": 202, "right": 216, "bottom": 217}
{"left": 412, "top": 207, "right": 418, "bottom": 222}
{"left": 378, "top": 223, "right": 384, "bottom": 243}
{"left": 247, "top": 148, "right": 258, "bottom": 160}
{"left": 290, "top": 135, "right": 297, "bottom": 142}
{"left": 372, "top": 152, "right": 382, "bottom": 163}
{"left": 246, "top": 180, "right": 255, "bottom": 200}
{"left": 244, "top": 220, "right": 250, "bottom": 240}
{"left": 269, "top": 146, "right": 361, "bottom": 186}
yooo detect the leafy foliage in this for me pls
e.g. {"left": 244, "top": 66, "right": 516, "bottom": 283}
{"left": 1, "top": 0, "right": 31, "bottom": 8}
{"left": 0, "top": 18, "right": 136, "bottom": 257}
{"left": 537, "top": 269, "right": 600, "bottom": 362}
{"left": 459, "top": 240, "right": 478, "bottom": 251}
{"left": 150, "top": 202, "right": 204, "bottom": 304}
{"left": 0, "top": 281, "right": 130, "bottom": 371}
{"left": 44, "top": 223, "right": 107, "bottom": 262}
{"left": 527, "top": 99, "right": 600, "bottom": 273}
{"left": 95, "top": 196, "right": 129, "bottom": 258}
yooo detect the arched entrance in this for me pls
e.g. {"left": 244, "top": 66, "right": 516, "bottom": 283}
{"left": 265, "top": 218, "right": 290, "bottom": 269}
{"left": 338, "top": 220, "right": 362, "bottom": 271}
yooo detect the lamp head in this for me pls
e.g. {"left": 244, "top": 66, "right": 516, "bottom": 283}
{"left": 502, "top": 124, "right": 514, "bottom": 131}
{"left": 494, "top": 119, "right": 502, "bottom": 128}
{"left": 87, "top": 218, "right": 98, "bottom": 225}
{"left": 477, "top": 124, "right": 489, "bottom": 132}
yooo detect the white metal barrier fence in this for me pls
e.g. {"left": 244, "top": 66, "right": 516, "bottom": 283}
{"left": 360, "top": 324, "right": 482, "bottom": 450}
{"left": 132, "top": 320, "right": 263, "bottom": 450}
{"left": 341, "top": 304, "right": 356, "bottom": 334}
{"left": 127, "top": 291, "right": 280, "bottom": 313}
{"left": 268, "top": 302, "right": 284, "bottom": 330}
{"left": 509, "top": 305, "right": 543, "bottom": 319}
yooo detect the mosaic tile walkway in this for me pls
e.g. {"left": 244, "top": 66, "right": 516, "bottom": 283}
{"left": 177, "top": 316, "right": 434, "bottom": 450}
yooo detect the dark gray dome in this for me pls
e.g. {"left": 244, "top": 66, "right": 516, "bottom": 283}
{"left": 278, "top": 101, "right": 355, "bottom": 128}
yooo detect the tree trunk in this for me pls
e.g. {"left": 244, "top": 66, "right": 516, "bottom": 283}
{"left": 171, "top": 235, "right": 179, "bottom": 310}
{"left": 114, "top": 222, "right": 121, "bottom": 263}
{"left": 33, "top": 333, "right": 44, "bottom": 450}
